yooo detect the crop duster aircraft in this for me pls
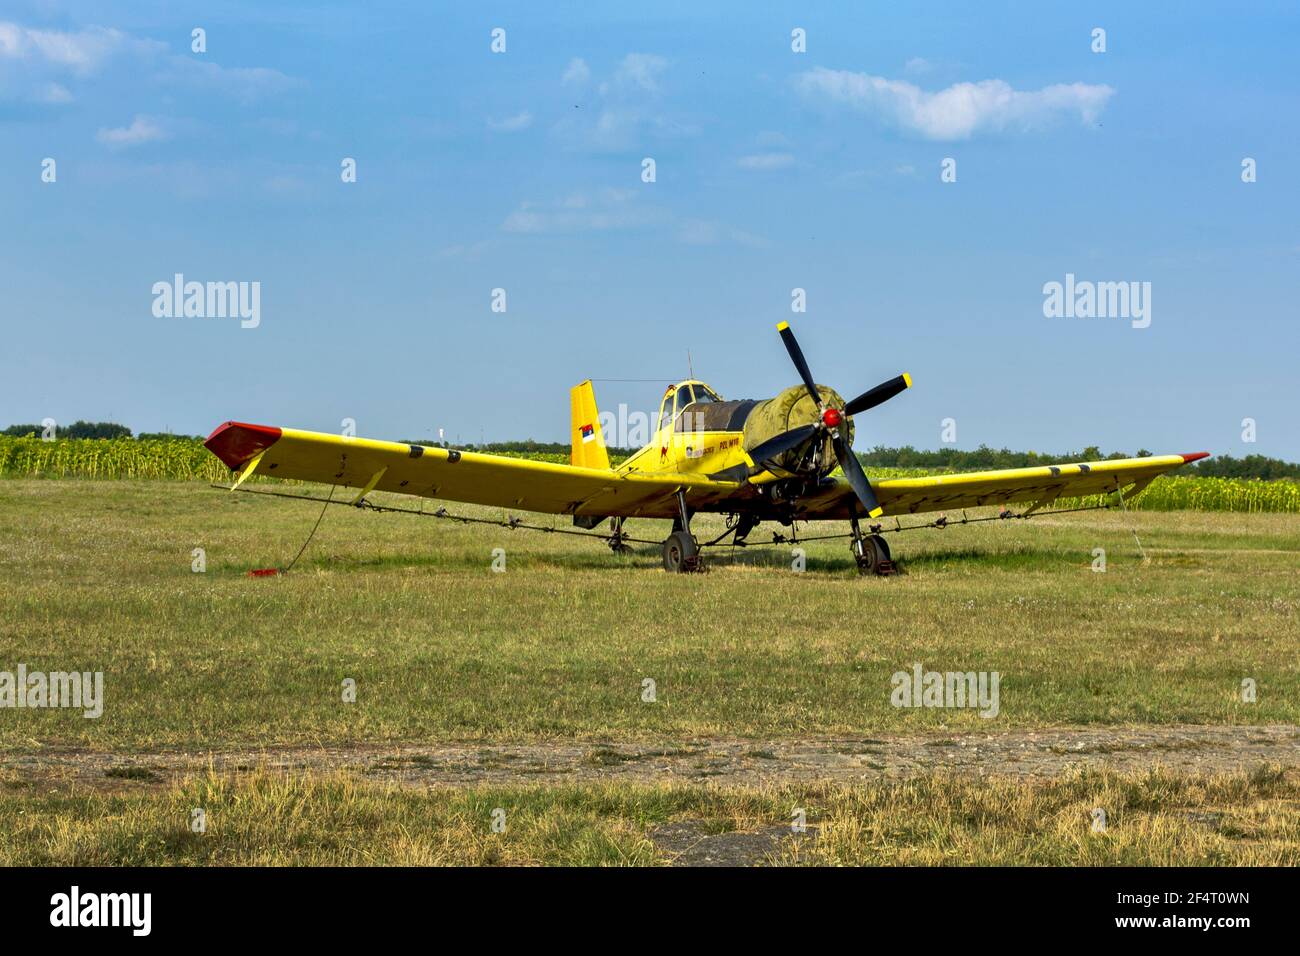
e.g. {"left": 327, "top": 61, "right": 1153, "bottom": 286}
{"left": 205, "top": 322, "right": 1208, "bottom": 574}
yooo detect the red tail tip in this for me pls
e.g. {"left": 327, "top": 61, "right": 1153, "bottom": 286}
{"left": 1180, "top": 451, "right": 1210, "bottom": 463}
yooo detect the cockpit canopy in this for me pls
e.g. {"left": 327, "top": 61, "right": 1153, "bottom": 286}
{"left": 657, "top": 380, "right": 722, "bottom": 433}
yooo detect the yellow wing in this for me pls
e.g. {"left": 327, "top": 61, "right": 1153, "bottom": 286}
{"left": 205, "top": 421, "right": 741, "bottom": 519}
{"left": 798, "top": 452, "right": 1208, "bottom": 520}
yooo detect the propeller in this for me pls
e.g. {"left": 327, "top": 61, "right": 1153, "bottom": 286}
{"left": 833, "top": 432, "right": 881, "bottom": 517}
{"left": 765, "top": 321, "right": 912, "bottom": 519}
{"left": 746, "top": 423, "right": 818, "bottom": 466}
{"left": 776, "top": 322, "right": 822, "bottom": 406}
{"left": 843, "top": 373, "right": 912, "bottom": 416}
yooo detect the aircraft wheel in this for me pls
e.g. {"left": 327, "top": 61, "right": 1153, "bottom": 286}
{"left": 662, "top": 531, "right": 700, "bottom": 573}
{"left": 854, "top": 534, "right": 894, "bottom": 576}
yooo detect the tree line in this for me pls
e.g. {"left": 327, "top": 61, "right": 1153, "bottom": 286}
{"left": 858, "top": 445, "right": 1300, "bottom": 480}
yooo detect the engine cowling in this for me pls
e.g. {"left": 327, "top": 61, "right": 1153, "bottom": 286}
{"left": 741, "top": 383, "right": 853, "bottom": 478}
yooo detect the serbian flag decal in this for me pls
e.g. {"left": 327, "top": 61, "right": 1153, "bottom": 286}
{"left": 580, "top": 423, "right": 596, "bottom": 444}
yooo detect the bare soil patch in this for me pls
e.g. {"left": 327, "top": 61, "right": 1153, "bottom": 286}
{"left": 6, "top": 725, "right": 1296, "bottom": 796}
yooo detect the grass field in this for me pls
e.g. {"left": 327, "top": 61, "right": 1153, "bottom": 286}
{"left": 2, "top": 766, "right": 1295, "bottom": 866}
{"left": 1, "top": 480, "right": 1297, "bottom": 748}
{"left": 2, "top": 479, "right": 1297, "bottom": 865}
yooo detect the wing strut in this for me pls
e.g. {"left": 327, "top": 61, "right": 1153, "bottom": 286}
{"left": 350, "top": 467, "right": 388, "bottom": 505}
{"left": 230, "top": 450, "right": 267, "bottom": 491}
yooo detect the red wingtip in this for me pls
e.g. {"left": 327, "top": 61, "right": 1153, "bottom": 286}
{"left": 204, "top": 421, "right": 283, "bottom": 470}
{"left": 1181, "top": 451, "right": 1210, "bottom": 463}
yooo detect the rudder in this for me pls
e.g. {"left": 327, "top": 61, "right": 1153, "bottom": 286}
{"left": 570, "top": 380, "right": 611, "bottom": 469}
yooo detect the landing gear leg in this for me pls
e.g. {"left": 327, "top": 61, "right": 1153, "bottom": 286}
{"left": 607, "top": 517, "right": 632, "bottom": 554}
{"left": 851, "top": 516, "right": 895, "bottom": 576}
{"left": 662, "top": 491, "right": 702, "bottom": 573}
{"left": 732, "top": 512, "right": 759, "bottom": 546}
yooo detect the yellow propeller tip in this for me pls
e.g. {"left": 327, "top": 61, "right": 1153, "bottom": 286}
{"left": 868, "top": 507, "right": 884, "bottom": 518}
{"left": 776, "top": 321, "right": 790, "bottom": 332}
{"left": 903, "top": 372, "right": 913, "bottom": 388}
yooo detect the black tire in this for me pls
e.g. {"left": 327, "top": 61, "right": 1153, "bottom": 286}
{"left": 662, "top": 530, "right": 699, "bottom": 573}
{"left": 854, "top": 534, "right": 892, "bottom": 575}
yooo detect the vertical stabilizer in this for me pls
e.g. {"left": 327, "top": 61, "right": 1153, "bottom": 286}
{"left": 570, "top": 380, "right": 611, "bottom": 470}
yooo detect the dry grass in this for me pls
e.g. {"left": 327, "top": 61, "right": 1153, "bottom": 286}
{"left": 0, "top": 764, "right": 1294, "bottom": 866}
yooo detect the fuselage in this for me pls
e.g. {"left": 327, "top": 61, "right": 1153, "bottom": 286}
{"left": 617, "top": 379, "right": 852, "bottom": 486}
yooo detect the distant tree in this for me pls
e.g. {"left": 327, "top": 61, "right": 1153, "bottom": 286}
{"left": 2, "top": 421, "right": 132, "bottom": 439}
{"left": 1187, "top": 454, "right": 1300, "bottom": 480}
{"left": 2, "top": 424, "right": 42, "bottom": 437}
{"left": 858, "top": 446, "right": 1299, "bottom": 479}
{"left": 62, "top": 421, "right": 132, "bottom": 439}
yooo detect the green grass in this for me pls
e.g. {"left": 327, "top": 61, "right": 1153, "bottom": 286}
{"left": 0, "top": 765, "right": 1294, "bottom": 865}
{"left": 1, "top": 480, "right": 1297, "bottom": 751}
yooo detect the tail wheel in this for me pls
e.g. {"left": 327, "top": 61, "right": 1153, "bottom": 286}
{"left": 662, "top": 530, "right": 701, "bottom": 573}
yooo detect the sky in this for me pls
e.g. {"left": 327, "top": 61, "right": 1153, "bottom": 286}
{"left": 2, "top": 1, "right": 1297, "bottom": 459}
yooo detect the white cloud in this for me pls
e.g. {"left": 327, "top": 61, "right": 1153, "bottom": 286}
{"left": 0, "top": 20, "right": 298, "bottom": 105}
{"left": 436, "top": 239, "right": 495, "bottom": 261}
{"left": 37, "top": 82, "right": 73, "bottom": 104}
{"left": 737, "top": 152, "right": 794, "bottom": 170}
{"left": 612, "top": 53, "right": 667, "bottom": 92}
{"left": 552, "top": 52, "right": 693, "bottom": 152}
{"left": 501, "top": 188, "right": 661, "bottom": 234}
{"left": 0, "top": 22, "right": 155, "bottom": 74}
{"left": 497, "top": 187, "right": 761, "bottom": 247}
{"left": 96, "top": 115, "right": 167, "bottom": 147}
{"left": 797, "top": 67, "right": 1114, "bottom": 140}
{"left": 676, "top": 219, "right": 767, "bottom": 248}
{"left": 487, "top": 111, "right": 533, "bottom": 132}
{"left": 561, "top": 57, "right": 590, "bottom": 86}
{"left": 903, "top": 57, "right": 933, "bottom": 76}
{"left": 163, "top": 57, "right": 302, "bottom": 103}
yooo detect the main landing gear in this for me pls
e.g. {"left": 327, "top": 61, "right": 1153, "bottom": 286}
{"left": 851, "top": 516, "right": 895, "bottom": 576}
{"left": 662, "top": 491, "right": 703, "bottom": 573}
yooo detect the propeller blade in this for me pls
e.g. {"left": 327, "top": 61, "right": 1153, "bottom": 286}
{"left": 843, "top": 373, "right": 912, "bottom": 417}
{"left": 776, "top": 322, "right": 821, "bottom": 406}
{"left": 833, "top": 433, "right": 883, "bottom": 518}
{"left": 747, "top": 423, "right": 818, "bottom": 465}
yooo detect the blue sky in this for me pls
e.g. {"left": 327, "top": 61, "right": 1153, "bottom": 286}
{"left": 2, "top": 1, "right": 1296, "bottom": 458}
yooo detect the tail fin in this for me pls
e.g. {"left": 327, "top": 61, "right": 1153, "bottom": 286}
{"left": 570, "top": 380, "right": 611, "bottom": 470}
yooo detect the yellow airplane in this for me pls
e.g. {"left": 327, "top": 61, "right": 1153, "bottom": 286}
{"left": 205, "top": 322, "right": 1207, "bottom": 574}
